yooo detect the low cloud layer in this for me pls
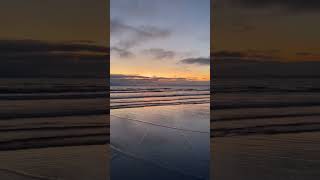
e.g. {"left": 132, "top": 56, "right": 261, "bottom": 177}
{"left": 0, "top": 39, "right": 109, "bottom": 78}
{"left": 212, "top": 50, "right": 320, "bottom": 78}
{"left": 213, "top": 50, "right": 279, "bottom": 63}
{"left": 225, "top": 0, "right": 320, "bottom": 12}
{"left": 180, "top": 57, "right": 210, "bottom": 66}
{"left": 0, "top": 40, "right": 108, "bottom": 54}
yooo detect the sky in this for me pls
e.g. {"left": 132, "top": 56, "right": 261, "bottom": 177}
{"left": 4, "top": 0, "right": 318, "bottom": 80}
{"left": 111, "top": 0, "right": 210, "bottom": 85}
{"left": 0, "top": 0, "right": 109, "bottom": 78}
{"left": 212, "top": 0, "right": 320, "bottom": 78}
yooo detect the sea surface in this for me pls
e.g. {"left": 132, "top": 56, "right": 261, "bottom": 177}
{"left": 211, "top": 78, "right": 320, "bottom": 180}
{"left": 111, "top": 85, "right": 210, "bottom": 180}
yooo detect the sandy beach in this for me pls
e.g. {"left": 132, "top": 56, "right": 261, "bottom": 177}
{"left": 211, "top": 132, "right": 320, "bottom": 180}
{"left": 0, "top": 79, "right": 110, "bottom": 179}
{"left": 211, "top": 88, "right": 320, "bottom": 179}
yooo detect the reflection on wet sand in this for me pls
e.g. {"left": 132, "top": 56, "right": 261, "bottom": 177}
{"left": 0, "top": 79, "right": 109, "bottom": 180}
{"left": 211, "top": 79, "right": 320, "bottom": 179}
{"left": 111, "top": 86, "right": 210, "bottom": 180}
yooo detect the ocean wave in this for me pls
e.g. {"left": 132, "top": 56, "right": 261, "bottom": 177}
{"left": 0, "top": 87, "right": 107, "bottom": 94}
{"left": 212, "top": 122, "right": 320, "bottom": 138}
{"left": 112, "top": 96, "right": 209, "bottom": 104}
{"left": 111, "top": 88, "right": 209, "bottom": 94}
{"left": 0, "top": 92, "right": 108, "bottom": 100}
{"left": 213, "top": 112, "right": 320, "bottom": 122}
{"left": 214, "top": 87, "right": 320, "bottom": 93}
{"left": 0, "top": 133, "right": 109, "bottom": 151}
{"left": 0, "top": 110, "right": 108, "bottom": 120}
{"left": 110, "top": 86, "right": 210, "bottom": 109}
{"left": 111, "top": 100, "right": 210, "bottom": 109}
{"left": 111, "top": 93, "right": 209, "bottom": 100}
{"left": 212, "top": 101, "right": 320, "bottom": 110}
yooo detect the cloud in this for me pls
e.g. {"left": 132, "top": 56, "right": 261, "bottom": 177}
{"left": 0, "top": 39, "right": 108, "bottom": 54}
{"left": 214, "top": 51, "right": 246, "bottom": 58}
{"left": 0, "top": 39, "right": 109, "bottom": 78}
{"left": 296, "top": 52, "right": 313, "bottom": 56}
{"left": 226, "top": 0, "right": 320, "bottom": 12}
{"left": 111, "top": 46, "right": 134, "bottom": 58}
{"left": 111, "top": 18, "right": 171, "bottom": 49}
{"left": 180, "top": 57, "right": 210, "bottom": 66}
{"left": 111, "top": 74, "right": 209, "bottom": 86}
{"left": 211, "top": 50, "right": 320, "bottom": 78}
{"left": 110, "top": 18, "right": 133, "bottom": 36}
{"left": 142, "top": 48, "right": 175, "bottom": 59}
{"left": 212, "top": 50, "right": 280, "bottom": 63}
{"left": 110, "top": 0, "right": 158, "bottom": 18}
{"left": 295, "top": 52, "right": 320, "bottom": 61}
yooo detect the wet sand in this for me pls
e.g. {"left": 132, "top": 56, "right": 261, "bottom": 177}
{"left": 111, "top": 86, "right": 210, "bottom": 179}
{"left": 0, "top": 97, "right": 109, "bottom": 150}
{"left": 111, "top": 104, "right": 210, "bottom": 179}
{"left": 0, "top": 86, "right": 109, "bottom": 180}
{"left": 211, "top": 132, "right": 320, "bottom": 180}
{"left": 0, "top": 145, "right": 109, "bottom": 180}
{"left": 211, "top": 92, "right": 320, "bottom": 180}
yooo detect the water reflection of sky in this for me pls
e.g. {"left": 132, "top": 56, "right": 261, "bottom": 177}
{"left": 111, "top": 104, "right": 210, "bottom": 180}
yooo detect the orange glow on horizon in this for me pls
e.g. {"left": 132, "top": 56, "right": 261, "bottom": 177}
{"left": 111, "top": 56, "right": 210, "bottom": 82}
{"left": 111, "top": 71, "right": 210, "bottom": 81}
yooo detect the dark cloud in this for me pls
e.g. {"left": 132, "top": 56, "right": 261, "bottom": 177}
{"left": 180, "top": 57, "right": 210, "bottom": 66}
{"left": 111, "top": 74, "right": 148, "bottom": 79}
{"left": 296, "top": 52, "right": 320, "bottom": 57}
{"left": 142, "top": 48, "right": 175, "bottom": 59}
{"left": 214, "top": 51, "right": 246, "bottom": 58}
{"left": 213, "top": 50, "right": 280, "bottom": 63}
{"left": 247, "top": 49, "right": 280, "bottom": 54}
{"left": 111, "top": 18, "right": 171, "bottom": 49}
{"left": 111, "top": 46, "right": 134, "bottom": 58}
{"left": 212, "top": 50, "right": 320, "bottom": 78}
{"left": 0, "top": 39, "right": 109, "bottom": 78}
{"left": 110, "top": 18, "right": 132, "bottom": 36}
{"left": 227, "top": 0, "right": 320, "bottom": 12}
{"left": 296, "top": 52, "right": 313, "bottom": 56}
{"left": 294, "top": 52, "right": 320, "bottom": 61}
{"left": 111, "top": 74, "right": 209, "bottom": 86}
{"left": 0, "top": 40, "right": 108, "bottom": 54}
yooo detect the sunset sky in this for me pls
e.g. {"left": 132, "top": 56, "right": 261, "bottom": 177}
{"left": 3, "top": 0, "right": 319, "bottom": 80}
{"left": 0, "top": 0, "right": 108, "bottom": 44}
{"left": 0, "top": 0, "right": 109, "bottom": 78}
{"left": 212, "top": 0, "right": 320, "bottom": 78}
{"left": 111, "top": 0, "right": 210, "bottom": 83}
